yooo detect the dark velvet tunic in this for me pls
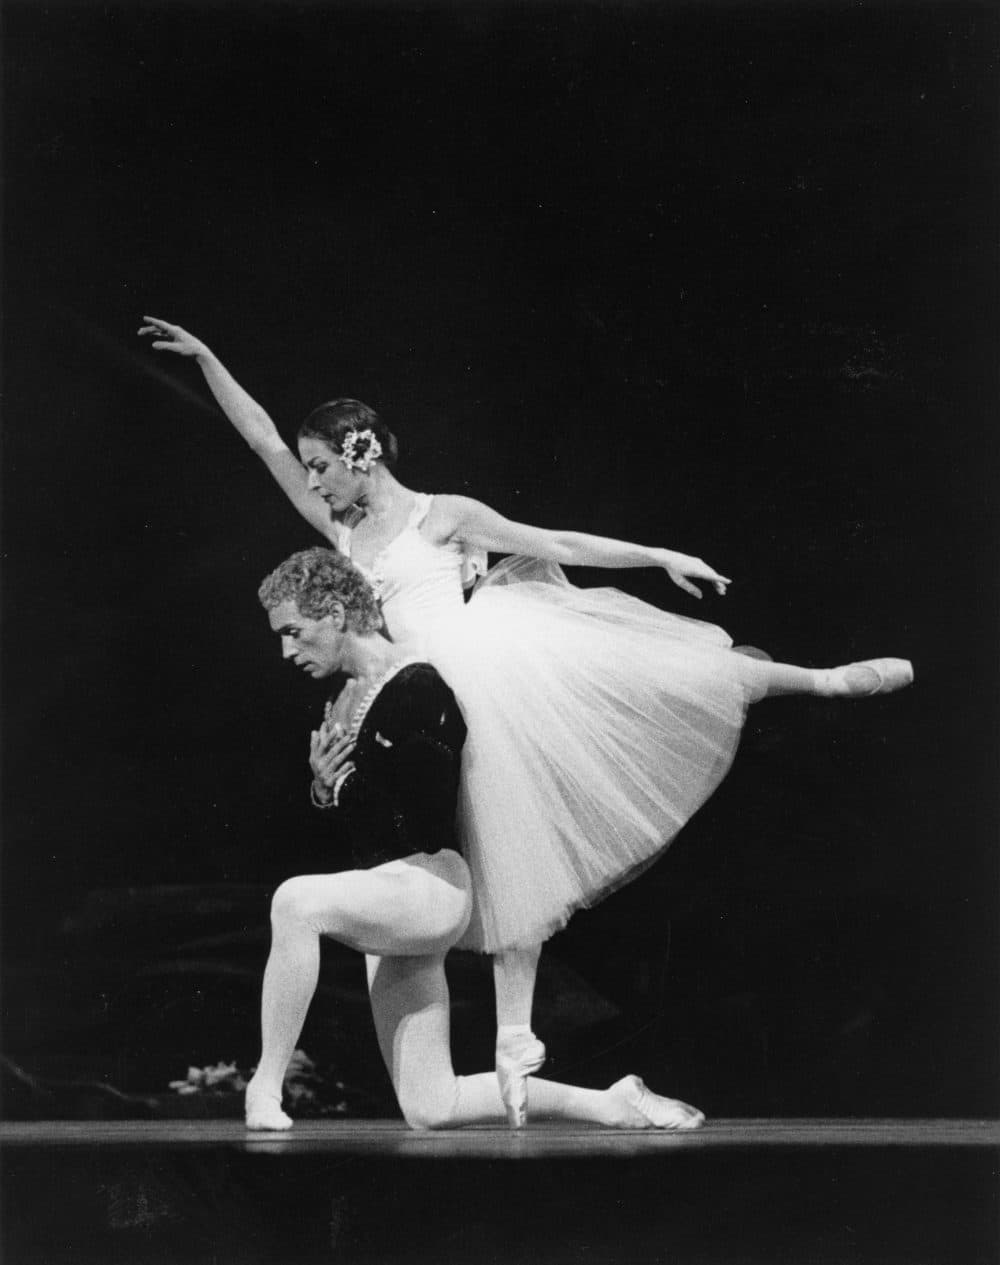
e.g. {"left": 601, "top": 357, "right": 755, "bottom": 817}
{"left": 316, "top": 663, "right": 466, "bottom": 870}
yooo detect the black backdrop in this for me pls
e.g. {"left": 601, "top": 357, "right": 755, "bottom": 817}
{"left": 3, "top": 0, "right": 998, "bottom": 1116}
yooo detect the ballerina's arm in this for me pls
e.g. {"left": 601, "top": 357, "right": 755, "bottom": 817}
{"left": 432, "top": 494, "right": 731, "bottom": 599}
{"left": 138, "top": 316, "right": 337, "bottom": 542}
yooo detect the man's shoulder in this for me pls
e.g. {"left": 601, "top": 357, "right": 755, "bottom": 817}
{"left": 361, "top": 661, "right": 465, "bottom": 753}
{"left": 391, "top": 660, "right": 443, "bottom": 687}
{"left": 381, "top": 662, "right": 453, "bottom": 711}
{"left": 386, "top": 662, "right": 461, "bottom": 729}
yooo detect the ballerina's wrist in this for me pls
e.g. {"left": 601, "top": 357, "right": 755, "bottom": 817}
{"left": 652, "top": 546, "right": 677, "bottom": 569}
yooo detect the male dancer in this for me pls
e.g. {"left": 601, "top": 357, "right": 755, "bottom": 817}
{"left": 245, "top": 546, "right": 704, "bottom": 1131}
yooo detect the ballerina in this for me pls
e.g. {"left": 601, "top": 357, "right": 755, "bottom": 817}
{"left": 140, "top": 315, "right": 913, "bottom": 1127}
{"left": 247, "top": 545, "right": 704, "bottom": 1132}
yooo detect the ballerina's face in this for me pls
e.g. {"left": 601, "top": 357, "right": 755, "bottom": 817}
{"left": 268, "top": 598, "right": 343, "bottom": 678}
{"left": 299, "top": 437, "right": 367, "bottom": 514}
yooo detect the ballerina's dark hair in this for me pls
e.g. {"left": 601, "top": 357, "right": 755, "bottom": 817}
{"left": 297, "top": 399, "right": 399, "bottom": 470}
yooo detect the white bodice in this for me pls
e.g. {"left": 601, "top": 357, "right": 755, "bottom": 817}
{"left": 336, "top": 493, "right": 484, "bottom": 651}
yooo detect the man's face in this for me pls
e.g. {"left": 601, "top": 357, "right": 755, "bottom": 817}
{"left": 268, "top": 599, "right": 343, "bottom": 678}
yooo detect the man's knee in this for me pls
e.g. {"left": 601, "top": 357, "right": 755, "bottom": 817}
{"left": 401, "top": 1102, "right": 453, "bottom": 1131}
{"left": 270, "top": 876, "right": 330, "bottom": 932}
{"left": 398, "top": 1082, "right": 459, "bottom": 1131}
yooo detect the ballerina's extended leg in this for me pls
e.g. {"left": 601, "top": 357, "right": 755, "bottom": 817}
{"left": 738, "top": 655, "right": 913, "bottom": 704}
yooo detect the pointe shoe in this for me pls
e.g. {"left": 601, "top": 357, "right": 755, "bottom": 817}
{"left": 732, "top": 645, "right": 773, "bottom": 662}
{"left": 827, "top": 657, "right": 914, "bottom": 698}
{"left": 608, "top": 1075, "right": 706, "bottom": 1130}
{"left": 496, "top": 1031, "right": 547, "bottom": 1129}
{"left": 245, "top": 1088, "right": 293, "bottom": 1131}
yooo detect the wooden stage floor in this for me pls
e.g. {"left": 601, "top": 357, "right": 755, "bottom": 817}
{"left": 2, "top": 1115, "right": 998, "bottom": 1156}
{"left": 3, "top": 1118, "right": 998, "bottom": 1264}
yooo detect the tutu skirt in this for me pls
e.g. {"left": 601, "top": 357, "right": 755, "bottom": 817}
{"left": 420, "top": 557, "right": 751, "bottom": 953}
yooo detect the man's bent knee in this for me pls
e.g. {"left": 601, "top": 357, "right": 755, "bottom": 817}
{"left": 398, "top": 1084, "right": 460, "bottom": 1131}
{"left": 270, "top": 876, "right": 333, "bottom": 932}
{"left": 402, "top": 1103, "right": 455, "bottom": 1131}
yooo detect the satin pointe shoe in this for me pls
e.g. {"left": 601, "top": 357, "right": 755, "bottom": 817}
{"left": 731, "top": 645, "right": 773, "bottom": 661}
{"left": 608, "top": 1075, "right": 706, "bottom": 1130}
{"left": 831, "top": 657, "right": 914, "bottom": 697}
{"left": 496, "top": 1031, "right": 547, "bottom": 1129}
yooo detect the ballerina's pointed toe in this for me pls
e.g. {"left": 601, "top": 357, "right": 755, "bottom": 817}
{"left": 849, "top": 658, "right": 914, "bottom": 697}
{"left": 611, "top": 1075, "right": 706, "bottom": 1130}
{"left": 496, "top": 1031, "right": 547, "bottom": 1130}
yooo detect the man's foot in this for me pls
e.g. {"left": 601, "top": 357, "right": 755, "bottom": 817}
{"left": 605, "top": 1075, "right": 705, "bottom": 1130}
{"left": 819, "top": 657, "right": 914, "bottom": 698}
{"left": 496, "top": 1030, "right": 547, "bottom": 1129}
{"left": 245, "top": 1084, "right": 293, "bottom": 1131}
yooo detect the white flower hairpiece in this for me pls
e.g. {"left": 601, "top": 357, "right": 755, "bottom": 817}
{"left": 337, "top": 428, "right": 383, "bottom": 473}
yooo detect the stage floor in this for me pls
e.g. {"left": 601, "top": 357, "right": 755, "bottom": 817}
{"left": 2, "top": 1115, "right": 998, "bottom": 1156}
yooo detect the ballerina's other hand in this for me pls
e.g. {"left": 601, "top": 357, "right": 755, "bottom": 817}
{"left": 137, "top": 315, "right": 209, "bottom": 358}
{"left": 658, "top": 550, "right": 731, "bottom": 600}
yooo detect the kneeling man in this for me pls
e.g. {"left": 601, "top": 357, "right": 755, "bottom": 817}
{"left": 246, "top": 546, "right": 703, "bottom": 1132}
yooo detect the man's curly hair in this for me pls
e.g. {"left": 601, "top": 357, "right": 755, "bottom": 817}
{"left": 258, "top": 547, "right": 382, "bottom": 633}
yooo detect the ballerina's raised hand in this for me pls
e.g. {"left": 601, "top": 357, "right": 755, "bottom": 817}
{"left": 139, "top": 315, "right": 342, "bottom": 544}
{"left": 138, "top": 316, "right": 210, "bottom": 358}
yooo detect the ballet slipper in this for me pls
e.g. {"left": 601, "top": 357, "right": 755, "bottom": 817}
{"left": 245, "top": 1086, "right": 293, "bottom": 1131}
{"left": 606, "top": 1075, "right": 705, "bottom": 1130}
{"left": 496, "top": 1031, "right": 547, "bottom": 1129}
{"left": 821, "top": 657, "right": 914, "bottom": 698}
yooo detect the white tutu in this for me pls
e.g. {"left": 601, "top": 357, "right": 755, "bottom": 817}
{"left": 340, "top": 497, "right": 751, "bottom": 953}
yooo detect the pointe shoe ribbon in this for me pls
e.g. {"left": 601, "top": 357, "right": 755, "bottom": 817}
{"left": 496, "top": 1031, "right": 547, "bottom": 1130}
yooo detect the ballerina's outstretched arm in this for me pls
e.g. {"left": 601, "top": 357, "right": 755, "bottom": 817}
{"left": 428, "top": 494, "right": 731, "bottom": 600}
{"left": 431, "top": 494, "right": 912, "bottom": 702}
{"left": 138, "top": 316, "right": 338, "bottom": 543}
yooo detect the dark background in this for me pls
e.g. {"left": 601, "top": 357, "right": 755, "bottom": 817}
{"left": 2, "top": 0, "right": 998, "bottom": 1118}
